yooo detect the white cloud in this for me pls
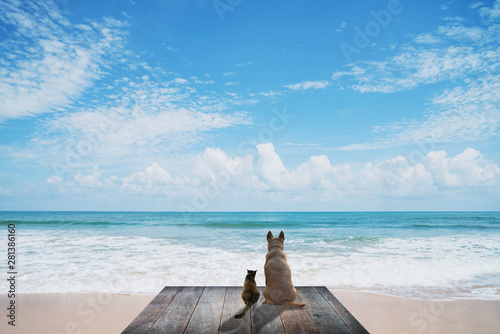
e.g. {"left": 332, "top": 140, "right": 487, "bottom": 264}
{"left": 256, "top": 90, "right": 282, "bottom": 97}
{"left": 426, "top": 148, "right": 500, "bottom": 187}
{"left": 284, "top": 80, "right": 330, "bottom": 91}
{"left": 332, "top": 3, "right": 499, "bottom": 93}
{"left": 0, "top": 0, "right": 127, "bottom": 122}
{"left": 191, "top": 147, "right": 260, "bottom": 189}
{"left": 75, "top": 166, "right": 102, "bottom": 188}
{"left": 336, "top": 74, "right": 500, "bottom": 151}
{"left": 414, "top": 33, "right": 441, "bottom": 44}
{"left": 118, "top": 162, "right": 183, "bottom": 195}
{"left": 470, "top": 2, "right": 484, "bottom": 10}
{"left": 190, "top": 76, "right": 215, "bottom": 85}
{"left": 336, "top": 21, "right": 346, "bottom": 32}
{"left": 47, "top": 175, "right": 62, "bottom": 184}
{"left": 251, "top": 145, "right": 499, "bottom": 196}
{"left": 10, "top": 72, "right": 253, "bottom": 169}
{"left": 331, "top": 3, "right": 500, "bottom": 150}
{"left": 40, "top": 145, "right": 500, "bottom": 203}
{"left": 236, "top": 61, "right": 252, "bottom": 67}
{"left": 332, "top": 43, "right": 492, "bottom": 93}
{"left": 479, "top": 0, "right": 500, "bottom": 23}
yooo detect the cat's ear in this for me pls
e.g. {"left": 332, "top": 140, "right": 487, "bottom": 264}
{"left": 279, "top": 231, "right": 285, "bottom": 241}
{"left": 267, "top": 231, "right": 273, "bottom": 240}
{"left": 247, "top": 269, "right": 251, "bottom": 273}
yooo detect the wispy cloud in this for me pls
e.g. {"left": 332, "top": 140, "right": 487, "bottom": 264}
{"left": 337, "top": 75, "right": 500, "bottom": 151}
{"left": 15, "top": 73, "right": 253, "bottom": 170}
{"left": 335, "top": 21, "right": 346, "bottom": 32}
{"left": 332, "top": 14, "right": 498, "bottom": 93}
{"left": 0, "top": 0, "right": 128, "bottom": 122}
{"left": 332, "top": 2, "right": 500, "bottom": 150}
{"left": 236, "top": 61, "right": 251, "bottom": 67}
{"left": 0, "top": 1, "right": 256, "bottom": 172}
{"left": 479, "top": 0, "right": 500, "bottom": 23}
{"left": 284, "top": 80, "right": 330, "bottom": 91}
{"left": 470, "top": 2, "right": 483, "bottom": 10}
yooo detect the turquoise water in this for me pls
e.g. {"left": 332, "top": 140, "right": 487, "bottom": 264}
{"left": 1, "top": 211, "right": 499, "bottom": 299}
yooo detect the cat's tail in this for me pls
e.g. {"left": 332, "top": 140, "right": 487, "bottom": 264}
{"left": 234, "top": 305, "right": 250, "bottom": 319}
{"left": 284, "top": 302, "right": 306, "bottom": 307}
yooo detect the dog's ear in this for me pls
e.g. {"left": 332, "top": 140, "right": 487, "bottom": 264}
{"left": 267, "top": 231, "right": 273, "bottom": 240}
{"left": 279, "top": 231, "right": 285, "bottom": 241}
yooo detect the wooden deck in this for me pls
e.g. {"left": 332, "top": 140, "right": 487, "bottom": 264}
{"left": 122, "top": 286, "right": 369, "bottom": 334}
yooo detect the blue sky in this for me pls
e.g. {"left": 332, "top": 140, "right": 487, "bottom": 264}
{"left": 0, "top": 0, "right": 499, "bottom": 211}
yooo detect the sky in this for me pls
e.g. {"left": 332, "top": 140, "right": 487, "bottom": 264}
{"left": 0, "top": 0, "right": 499, "bottom": 211}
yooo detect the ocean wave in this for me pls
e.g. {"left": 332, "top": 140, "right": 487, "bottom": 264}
{"left": 9, "top": 231, "right": 500, "bottom": 300}
{"left": 408, "top": 223, "right": 500, "bottom": 230}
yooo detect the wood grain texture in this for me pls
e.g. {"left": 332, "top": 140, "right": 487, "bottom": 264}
{"left": 316, "top": 287, "right": 370, "bottom": 334}
{"left": 297, "top": 287, "right": 354, "bottom": 334}
{"left": 219, "top": 287, "right": 251, "bottom": 334}
{"left": 278, "top": 293, "right": 321, "bottom": 334}
{"left": 251, "top": 287, "right": 285, "bottom": 334}
{"left": 148, "top": 286, "right": 204, "bottom": 334}
{"left": 121, "top": 286, "right": 181, "bottom": 334}
{"left": 122, "top": 286, "right": 369, "bottom": 334}
{"left": 184, "top": 287, "right": 226, "bottom": 334}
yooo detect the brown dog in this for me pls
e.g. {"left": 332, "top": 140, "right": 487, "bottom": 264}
{"left": 262, "top": 231, "right": 305, "bottom": 306}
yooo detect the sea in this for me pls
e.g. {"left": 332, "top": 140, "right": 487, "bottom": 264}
{"left": 1, "top": 211, "right": 499, "bottom": 300}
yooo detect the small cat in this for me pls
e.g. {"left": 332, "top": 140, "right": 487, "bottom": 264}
{"left": 234, "top": 269, "right": 260, "bottom": 319}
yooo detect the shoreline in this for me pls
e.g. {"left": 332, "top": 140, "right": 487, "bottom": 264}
{"left": 1, "top": 289, "right": 499, "bottom": 334}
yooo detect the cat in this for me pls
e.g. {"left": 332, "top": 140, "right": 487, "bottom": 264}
{"left": 263, "top": 231, "right": 305, "bottom": 307}
{"left": 234, "top": 269, "right": 260, "bottom": 319}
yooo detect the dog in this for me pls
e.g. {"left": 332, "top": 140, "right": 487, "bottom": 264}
{"left": 262, "top": 231, "right": 305, "bottom": 306}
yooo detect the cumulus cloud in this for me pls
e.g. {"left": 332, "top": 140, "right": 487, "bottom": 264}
{"left": 74, "top": 166, "right": 102, "bottom": 188}
{"left": 43, "top": 145, "right": 500, "bottom": 204}
{"left": 426, "top": 148, "right": 500, "bottom": 187}
{"left": 118, "top": 162, "right": 184, "bottom": 195}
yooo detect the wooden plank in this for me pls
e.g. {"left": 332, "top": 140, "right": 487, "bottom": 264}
{"left": 316, "top": 287, "right": 369, "bottom": 334}
{"left": 148, "top": 286, "right": 204, "bottom": 334}
{"left": 297, "top": 287, "right": 354, "bottom": 334}
{"left": 219, "top": 287, "right": 251, "bottom": 334}
{"left": 121, "top": 286, "right": 182, "bottom": 334}
{"left": 251, "top": 286, "right": 286, "bottom": 334}
{"left": 279, "top": 293, "right": 320, "bottom": 334}
{"left": 184, "top": 287, "right": 226, "bottom": 334}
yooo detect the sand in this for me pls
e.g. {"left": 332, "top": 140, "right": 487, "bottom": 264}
{"left": 1, "top": 290, "right": 499, "bottom": 334}
{"left": 330, "top": 289, "right": 500, "bottom": 334}
{"left": 0, "top": 293, "right": 155, "bottom": 334}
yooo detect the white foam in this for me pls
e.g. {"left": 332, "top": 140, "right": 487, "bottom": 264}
{"left": 9, "top": 230, "right": 500, "bottom": 299}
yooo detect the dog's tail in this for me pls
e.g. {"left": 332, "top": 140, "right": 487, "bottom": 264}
{"left": 284, "top": 302, "right": 306, "bottom": 307}
{"left": 234, "top": 305, "right": 250, "bottom": 319}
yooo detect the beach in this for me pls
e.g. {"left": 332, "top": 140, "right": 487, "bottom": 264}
{"left": 1, "top": 211, "right": 499, "bottom": 332}
{"left": 1, "top": 291, "right": 499, "bottom": 333}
